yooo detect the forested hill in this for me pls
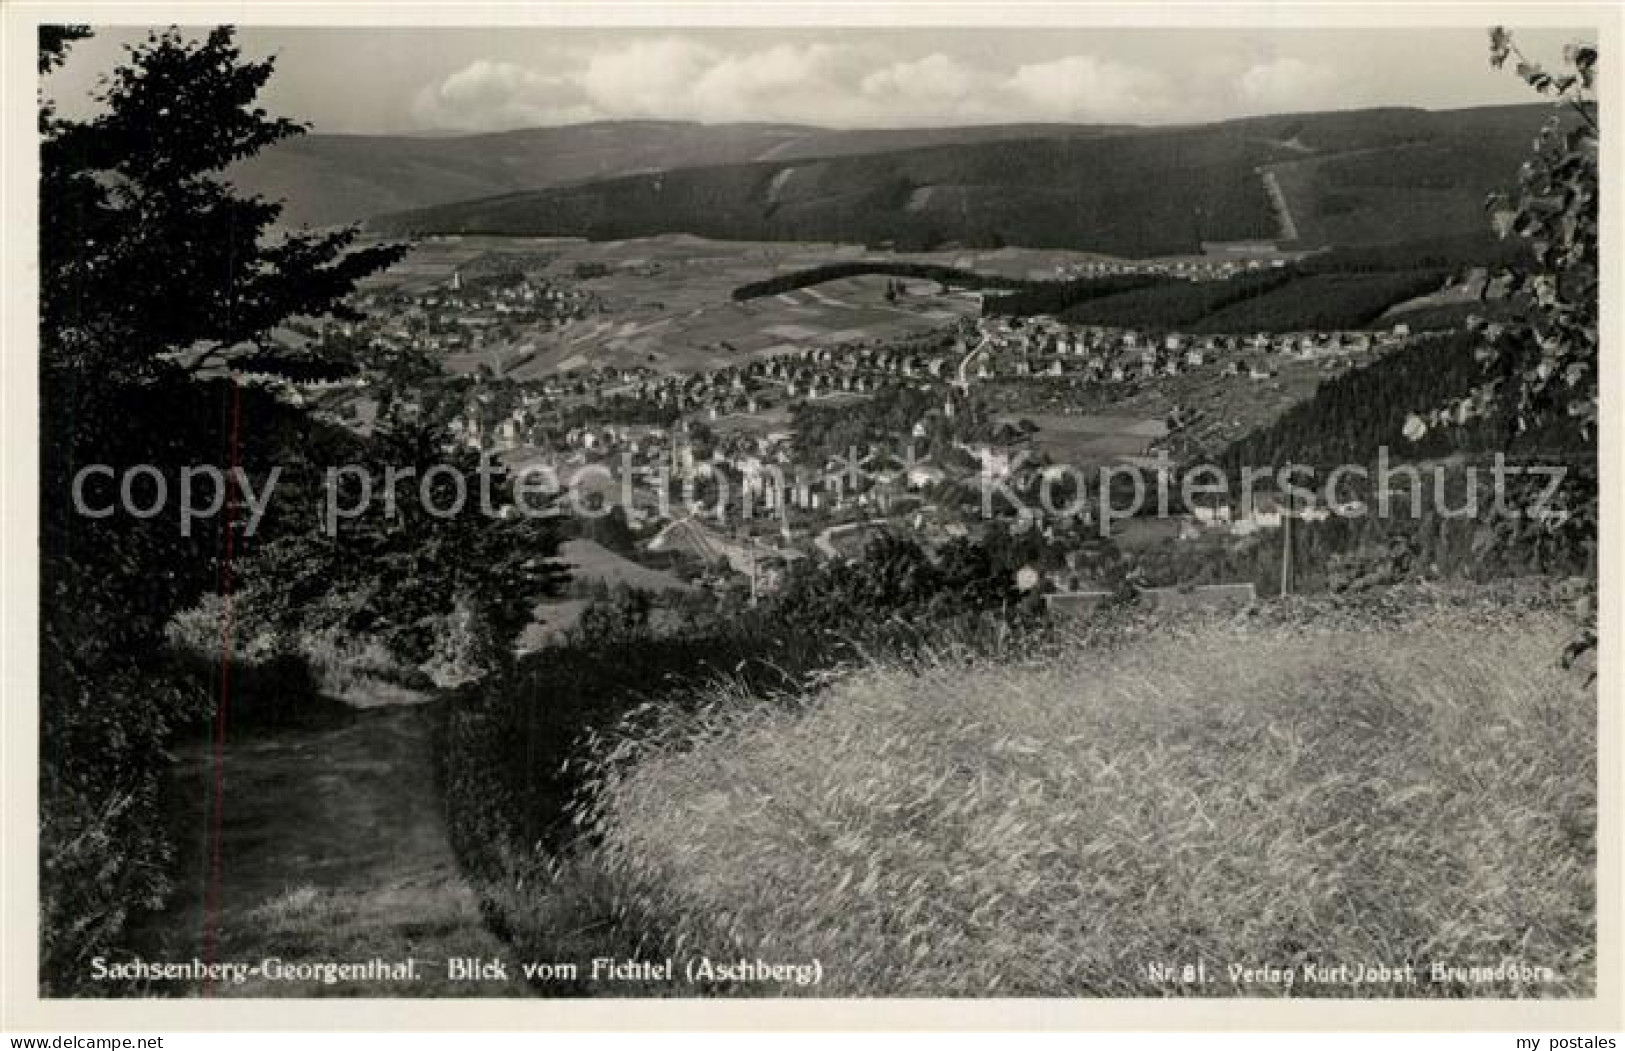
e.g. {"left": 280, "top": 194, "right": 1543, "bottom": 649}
{"left": 227, "top": 121, "right": 1123, "bottom": 229}
{"left": 1211, "top": 330, "right": 1589, "bottom": 473}
{"left": 367, "top": 104, "right": 1553, "bottom": 259}
{"left": 371, "top": 122, "right": 1283, "bottom": 255}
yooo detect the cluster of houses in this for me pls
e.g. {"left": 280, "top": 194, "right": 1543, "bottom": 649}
{"left": 342, "top": 271, "right": 605, "bottom": 361}
{"left": 417, "top": 269, "right": 602, "bottom": 322}
{"left": 968, "top": 316, "right": 1414, "bottom": 386}
{"left": 1053, "top": 255, "right": 1291, "bottom": 283}
{"left": 301, "top": 261, "right": 1434, "bottom": 604}
{"left": 321, "top": 358, "right": 1361, "bottom": 603}
{"left": 750, "top": 343, "right": 962, "bottom": 395}
{"left": 612, "top": 337, "right": 968, "bottom": 420}
{"left": 1179, "top": 492, "right": 1367, "bottom": 539}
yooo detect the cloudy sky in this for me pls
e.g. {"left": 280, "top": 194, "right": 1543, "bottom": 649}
{"left": 48, "top": 26, "right": 1594, "bottom": 134}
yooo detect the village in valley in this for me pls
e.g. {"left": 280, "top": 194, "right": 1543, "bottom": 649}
{"left": 257, "top": 231, "right": 1443, "bottom": 638}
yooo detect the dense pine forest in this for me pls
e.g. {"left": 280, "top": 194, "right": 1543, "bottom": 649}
{"left": 1210, "top": 330, "right": 1589, "bottom": 472}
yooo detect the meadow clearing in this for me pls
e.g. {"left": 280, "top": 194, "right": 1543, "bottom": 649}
{"left": 507, "top": 587, "right": 1596, "bottom": 997}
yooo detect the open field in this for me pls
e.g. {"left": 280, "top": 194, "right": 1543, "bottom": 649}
{"left": 996, "top": 412, "right": 1169, "bottom": 467}
{"left": 516, "top": 541, "right": 693, "bottom": 651}
{"left": 558, "top": 538, "right": 693, "bottom": 594}
{"left": 535, "top": 276, "right": 963, "bottom": 375}
{"left": 372, "top": 233, "right": 1438, "bottom": 380}
{"left": 394, "top": 235, "right": 1003, "bottom": 376}
{"left": 557, "top": 593, "right": 1593, "bottom": 996}
{"left": 981, "top": 351, "right": 1337, "bottom": 460}
{"left": 364, "top": 234, "right": 1134, "bottom": 299}
{"left": 517, "top": 599, "right": 593, "bottom": 652}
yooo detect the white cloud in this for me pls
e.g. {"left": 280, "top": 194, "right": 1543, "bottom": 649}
{"left": 577, "top": 37, "right": 718, "bottom": 116}
{"left": 408, "top": 38, "right": 1334, "bottom": 132}
{"left": 1007, "top": 55, "right": 1173, "bottom": 121}
{"left": 1236, "top": 57, "right": 1341, "bottom": 111}
{"left": 411, "top": 60, "right": 600, "bottom": 131}
{"left": 862, "top": 53, "right": 993, "bottom": 103}
{"left": 688, "top": 43, "right": 859, "bottom": 123}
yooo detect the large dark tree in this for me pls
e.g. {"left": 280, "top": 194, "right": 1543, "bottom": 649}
{"left": 37, "top": 26, "right": 411, "bottom": 991}
{"left": 41, "top": 27, "right": 402, "bottom": 380}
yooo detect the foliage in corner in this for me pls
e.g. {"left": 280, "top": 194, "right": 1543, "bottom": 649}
{"left": 1406, "top": 31, "right": 1597, "bottom": 456}
{"left": 36, "top": 26, "right": 410, "bottom": 992}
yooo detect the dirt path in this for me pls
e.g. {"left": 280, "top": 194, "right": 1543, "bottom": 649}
{"left": 136, "top": 696, "right": 512, "bottom": 996}
{"left": 1257, "top": 168, "right": 1299, "bottom": 243}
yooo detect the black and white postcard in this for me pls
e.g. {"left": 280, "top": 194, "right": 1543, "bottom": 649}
{"left": 3, "top": 0, "right": 1619, "bottom": 1035}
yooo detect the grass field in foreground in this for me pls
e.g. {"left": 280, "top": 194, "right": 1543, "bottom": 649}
{"left": 562, "top": 602, "right": 1594, "bottom": 997}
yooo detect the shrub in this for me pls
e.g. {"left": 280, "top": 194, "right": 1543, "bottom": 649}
{"left": 39, "top": 661, "right": 204, "bottom": 995}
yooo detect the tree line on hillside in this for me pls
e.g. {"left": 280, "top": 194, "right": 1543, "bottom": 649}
{"left": 1194, "top": 270, "right": 1452, "bottom": 332}
{"left": 983, "top": 260, "right": 1457, "bottom": 333}
{"left": 1055, "top": 268, "right": 1298, "bottom": 328}
{"left": 980, "top": 273, "right": 1172, "bottom": 316}
{"left": 1298, "top": 233, "right": 1530, "bottom": 274}
{"left": 971, "top": 229, "right": 1538, "bottom": 334}
{"left": 1211, "top": 330, "right": 1588, "bottom": 474}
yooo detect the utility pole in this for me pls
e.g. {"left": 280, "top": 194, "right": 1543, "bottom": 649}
{"left": 1280, "top": 469, "right": 1294, "bottom": 598}
{"left": 747, "top": 534, "right": 758, "bottom": 608}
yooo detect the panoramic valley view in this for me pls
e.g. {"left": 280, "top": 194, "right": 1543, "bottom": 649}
{"left": 35, "top": 23, "right": 1600, "bottom": 1002}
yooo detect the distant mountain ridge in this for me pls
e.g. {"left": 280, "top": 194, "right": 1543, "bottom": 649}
{"left": 229, "top": 119, "right": 1126, "bottom": 228}
{"left": 360, "top": 104, "right": 1552, "bottom": 260}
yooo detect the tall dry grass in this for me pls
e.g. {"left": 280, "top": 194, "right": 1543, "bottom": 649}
{"left": 570, "top": 604, "right": 1594, "bottom": 997}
